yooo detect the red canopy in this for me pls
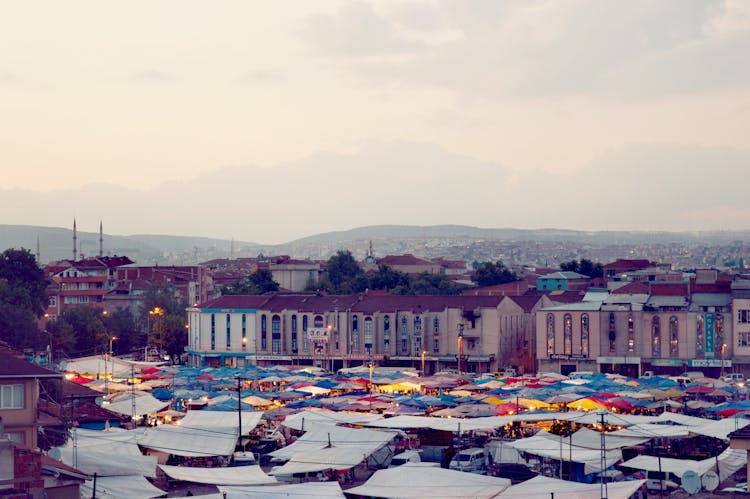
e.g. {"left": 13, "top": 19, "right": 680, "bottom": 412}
{"left": 141, "top": 367, "right": 162, "bottom": 375}
{"left": 195, "top": 374, "right": 215, "bottom": 380}
{"left": 685, "top": 385, "right": 713, "bottom": 394}
{"left": 70, "top": 375, "right": 92, "bottom": 384}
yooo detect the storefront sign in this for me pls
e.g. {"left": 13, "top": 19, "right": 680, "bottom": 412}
{"left": 688, "top": 359, "right": 730, "bottom": 368}
{"left": 550, "top": 354, "right": 587, "bottom": 360}
{"left": 651, "top": 359, "right": 683, "bottom": 367}
{"left": 596, "top": 356, "right": 641, "bottom": 364}
{"left": 705, "top": 313, "right": 715, "bottom": 359}
{"left": 306, "top": 328, "right": 330, "bottom": 342}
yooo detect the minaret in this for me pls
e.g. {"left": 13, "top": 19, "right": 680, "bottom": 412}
{"left": 72, "top": 218, "right": 78, "bottom": 261}
{"left": 230, "top": 237, "right": 234, "bottom": 260}
{"left": 99, "top": 220, "right": 103, "bottom": 257}
{"left": 36, "top": 236, "right": 40, "bottom": 263}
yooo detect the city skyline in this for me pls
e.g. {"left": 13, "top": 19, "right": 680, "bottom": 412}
{"left": 2, "top": 1, "right": 749, "bottom": 243}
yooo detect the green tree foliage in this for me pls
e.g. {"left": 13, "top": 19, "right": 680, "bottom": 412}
{"left": 0, "top": 248, "right": 48, "bottom": 316}
{"left": 366, "top": 265, "right": 411, "bottom": 292}
{"left": 560, "top": 258, "right": 603, "bottom": 278}
{"left": 0, "top": 248, "right": 48, "bottom": 350}
{"left": 471, "top": 260, "right": 518, "bottom": 287}
{"left": 408, "top": 272, "right": 461, "bottom": 295}
{"left": 222, "top": 269, "right": 280, "bottom": 295}
{"left": 324, "top": 250, "right": 363, "bottom": 293}
{"left": 56, "top": 305, "right": 108, "bottom": 357}
{"left": 103, "top": 308, "right": 139, "bottom": 355}
{"left": 140, "top": 283, "right": 187, "bottom": 363}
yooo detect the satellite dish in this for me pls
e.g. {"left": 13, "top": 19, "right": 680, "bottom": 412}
{"left": 702, "top": 470, "right": 719, "bottom": 492}
{"left": 681, "top": 470, "right": 701, "bottom": 494}
{"left": 95, "top": 396, "right": 103, "bottom": 406}
{"left": 47, "top": 447, "right": 61, "bottom": 460}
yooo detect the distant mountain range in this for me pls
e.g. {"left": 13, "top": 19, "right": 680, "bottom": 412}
{"left": 2, "top": 223, "right": 749, "bottom": 266}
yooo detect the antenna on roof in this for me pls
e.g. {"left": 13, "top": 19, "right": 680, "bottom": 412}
{"left": 72, "top": 218, "right": 78, "bottom": 261}
{"left": 99, "top": 220, "right": 104, "bottom": 257}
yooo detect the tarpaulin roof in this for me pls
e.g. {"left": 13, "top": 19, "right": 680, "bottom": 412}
{"left": 280, "top": 409, "right": 383, "bottom": 431}
{"left": 159, "top": 464, "right": 277, "bottom": 486}
{"left": 58, "top": 435, "right": 157, "bottom": 478}
{"left": 269, "top": 424, "right": 401, "bottom": 462}
{"left": 346, "top": 463, "right": 511, "bottom": 499}
{"left": 621, "top": 447, "right": 746, "bottom": 482}
{"left": 269, "top": 447, "right": 371, "bottom": 475}
{"left": 505, "top": 432, "right": 622, "bottom": 474}
{"left": 104, "top": 392, "right": 170, "bottom": 417}
{"left": 497, "top": 476, "right": 646, "bottom": 499}
{"left": 80, "top": 474, "right": 165, "bottom": 499}
{"left": 220, "top": 481, "right": 346, "bottom": 499}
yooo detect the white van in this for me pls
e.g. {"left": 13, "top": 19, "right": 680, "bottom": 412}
{"left": 723, "top": 373, "right": 745, "bottom": 385}
{"left": 449, "top": 448, "right": 488, "bottom": 473}
{"left": 646, "top": 471, "right": 680, "bottom": 492}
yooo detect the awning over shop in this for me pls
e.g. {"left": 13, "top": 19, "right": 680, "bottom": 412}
{"left": 159, "top": 464, "right": 277, "bottom": 486}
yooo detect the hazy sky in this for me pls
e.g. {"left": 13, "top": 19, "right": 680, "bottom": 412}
{"left": 2, "top": 1, "right": 750, "bottom": 243}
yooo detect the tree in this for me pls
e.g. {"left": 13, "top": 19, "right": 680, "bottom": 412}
{"left": 140, "top": 283, "right": 187, "bottom": 362}
{"left": 407, "top": 272, "right": 462, "bottom": 295}
{"left": 471, "top": 261, "right": 518, "bottom": 287}
{"left": 0, "top": 280, "right": 40, "bottom": 350}
{"left": 102, "top": 308, "right": 139, "bottom": 355}
{"left": 366, "top": 265, "right": 410, "bottom": 292}
{"left": 560, "top": 258, "right": 603, "bottom": 278}
{"left": 325, "top": 250, "right": 363, "bottom": 292}
{"left": 0, "top": 248, "right": 48, "bottom": 317}
{"left": 56, "top": 305, "right": 108, "bottom": 357}
{"left": 222, "top": 269, "right": 279, "bottom": 295}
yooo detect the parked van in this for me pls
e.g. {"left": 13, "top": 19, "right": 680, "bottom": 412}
{"left": 646, "top": 470, "right": 680, "bottom": 492}
{"left": 723, "top": 373, "right": 745, "bottom": 385}
{"left": 389, "top": 450, "right": 422, "bottom": 467}
{"left": 682, "top": 371, "right": 704, "bottom": 381}
{"left": 449, "top": 448, "right": 488, "bottom": 473}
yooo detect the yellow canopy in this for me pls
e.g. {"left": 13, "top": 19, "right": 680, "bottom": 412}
{"left": 566, "top": 398, "right": 606, "bottom": 411}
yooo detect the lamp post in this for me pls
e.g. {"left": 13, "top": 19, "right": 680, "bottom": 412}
{"left": 421, "top": 350, "right": 427, "bottom": 376}
{"left": 721, "top": 343, "right": 727, "bottom": 379}
{"left": 457, "top": 324, "right": 465, "bottom": 375}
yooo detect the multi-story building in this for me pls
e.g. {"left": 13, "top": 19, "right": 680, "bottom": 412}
{"left": 269, "top": 257, "right": 320, "bottom": 292}
{"left": 186, "top": 292, "right": 544, "bottom": 375}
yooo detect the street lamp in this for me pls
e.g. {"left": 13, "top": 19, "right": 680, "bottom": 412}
{"left": 721, "top": 343, "right": 727, "bottom": 379}
{"left": 421, "top": 350, "right": 427, "bottom": 376}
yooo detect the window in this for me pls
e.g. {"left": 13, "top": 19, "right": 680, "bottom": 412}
{"left": 627, "top": 315, "right": 635, "bottom": 353}
{"left": 0, "top": 384, "right": 24, "bottom": 409}
{"left": 608, "top": 313, "right": 616, "bottom": 352}
{"left": 261, "top": 315, "right": 267, "bottom": 350}
{"left": 433, "top": 317, "right": 439, "bottom": 334}
{"left": 302, "top": 315, "right": 309, "bottom": 352}
{"left": 563, "top": 314, "right": 572, "bottom": 354}
{"left": 291, "top": 315, "right": 298, "bottom": 353}
{"left": 226, "top": 314, "right": 231, "bottom": 349}
{"left": 351, "top": 315, "right": 359, "bottom": 353}
{"left": 48, "top": 296, "right": 57, "bottom": 307}
{"left": 414, "top": 317, "right": 422, "bottom": 355}
{"left": 400, "top": 316, "right": 409, "bottom": 354}
{"left": 739, "top": 331, "right": 750, "bottom": 347}
{"left": 242, "top": 314, "right": 247, "bottom": 349}
{"left": 715, "top": 314, "right": 724, "bottom": 357}
{"left": 546, "top": 314, "right": 555, "bottom": 355}
{"left": 272, "top": 315, "right": 281, "bottom": 354}
{"left": 581, "top": 314, "right": 589, "bottom": 356}
{"left": 669, "top": 316, "right": 679, "bottom": 357}
{"left": 739, "top": 310, "right": 750, "bottom": 324}
{"left": 210, "top": 314, "right": 215, "bottom": 350}
{"left": 383, "top": 315, "right": 391, "bottom": 348}
{"left": 696, "top": 315, "right": 705, "bottom": 358}
{"left": 651, "top": 316, "right": 661, "bottom": 358}
{"left": 364, "top": 317, "right": 373, "bottom": 352}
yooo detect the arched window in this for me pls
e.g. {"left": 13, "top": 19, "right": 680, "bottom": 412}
{"left": 210, "top": 314, "right": 216, "bottom": 351}
{"left": 400, "top": 316, "right": 409, "bottom": 354}
{"left": 563, "top": 314, "right": 572, "bottom": 355}
{"left": 546, "top": 314, "right": 555, "bottom": 355}
{"left": 651, "top": 316, "right": 661, "bottom": 358}
{"left": 226, "top": 314, "right": 231, "bottom": 349}
{"left": 271, "top": 315, "right": 281, "bottom": 354}
{"left": 351, "top": 315, "right": 360, "bottom": 352}
{"left": 291, "top": 315, "right": 298, "bottom": 353}
{"left": 383, "top": 315, "right": 391, "bottom": 348}
{"left": 608, "top": 313, "right": 616, "bottom": 352}
{"left": 261, "top": 314, "right": 267, "bottom": 350}
{"left": 696, "top": 315, "right": 705, "bottom": 358}
{"left": 627, "top": 315, "right": 635, "bottom": 353}
{"left": 581, "top": 314, "right": 589, "bottom": 356}
{"left": 314, "top": 315, "right": 324, "bottom": 328}
{"left": 433, "top": 317, "right": 439, "bottom": 333}
{"left": 669, "top": 316, "right": 679, "bottom": 357}
{"left": 302, "top": 315, "right": 309, "bottom": 352}
{"left": 364, "top": 317, "right": 373, "bottom": 352}
{"left": 413, "top": 317, "right": 422, "bottom": 354}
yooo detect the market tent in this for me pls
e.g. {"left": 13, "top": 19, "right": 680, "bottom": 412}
{"left": 505, "top": 432, "right": 622, "bottom": 473}
{"left": 269, "top": 447, "right": 371, "bottom": 475}
{"left": 104, "top": 392, "right": 170, "bottom": 417}
{"left": 689, "top": 417, "right": 750, "bottom": 440}
{"left": 346, "top": 463, "right": 511, "bottom": 499}
{"left": 568, "top": 427, "right": 649, "bottom": 450}
{"left": 280, "top": 409, "right": 382, "bottom": 431}
{"left": 137, "top": 410, "right": 262, "bottom": 457}
{"left": 621, "top": 446, "right": 747, "bottom": 482}
{"left": 220, "top": 481, "right": 345, "bottom": 499}
{"left": 159, "top": 464, "right": 277, "bottom": 486}
{"left": 58, "top": 433, "right": 157, "bottom": 478}
{"left": 80, "top": 475, "right": 165, "bottom": 499}
{"left": 497, "top": 476, "right": 645, "bottom": 499}
{"left": 269, "top": 424, "right": 401, "bottom": 462}
{"left": 608, "top": 423, "right": 690, "bottom": 439}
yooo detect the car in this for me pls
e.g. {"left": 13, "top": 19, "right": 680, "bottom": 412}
{"left": 639, "top": 371, "right": 655, "bottom": 379}
{"left": 389, "top": 450, "right": 422, "bottom": 468}
{"left": 449, "top": 448, "right": 488, "bottom": 473}
{"left": 681, "top": 371, "right": 705, "bottom": 381}
{"left": 723, "top": 373, "right": 745, "bottom": 385}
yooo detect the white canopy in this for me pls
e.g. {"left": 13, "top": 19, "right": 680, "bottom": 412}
{"left": 688, "top": 417, "right": 750, "bottom": 440}
{"left": 621, "top": 447, "right": 746, "bottom": 482}
{"left": 269, "top": 424, "right": 400, "bottom": 462}
{"left": 505, "top": 431, "right": 622, "bottom": 474}
{"left": 220, "top": 482, "right": 346, "bottom": 499}
{"left": 104, "top": 392, "right": 170, "bottom": 417}
{"left": 80, "top": 475, "right": 165, "bottom": 499}
{"left": 64, "top": 355, "right": 163, "bottom": 377}
{"left": 608, "top": 423, "right": 690, "bottom": 439}
{"left": 346, "top": 463, "right": 511, "bottom": 499}
{"left": 159, "top": 464, "right": 277, "bottom": 486}
{"left": 569, "top": 426, "right": 650, "bottom": 450}
{"left": 498, "top": 476, "right": 646, "bottom": 499}
{"left": 269, "top": 447, "right": 371, "bottom": 475}
{"left": 281, "top": 409, "right": 383, "bottom": 431}
{"left": 59, "top": 428, "right": 156, "bottom": 478}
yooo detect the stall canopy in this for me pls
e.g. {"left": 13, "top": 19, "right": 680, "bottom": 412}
{"left": 620, "top": 447, "right": 746, "bottom": 482}
{"left": 159, "top": 464, "right": 277, "bottom": 486}
{"left": 269, "top": 447, "right": 372, "bottom": 475}
{"left": 80, "top": 475, "right": 165, "bottom": 499}
{"left": 104, "top": 392, "right": 170, "bottom": 417}
{"left": 497, "top": 476, "right": 646, "bottom": 499}
{"left": 280, "top": 409, "right": 383, "bottom": 431}
{"left": 269, "top": 424, "right": 401, "bottom": 462}
{"left": 346, "top": 463, "right": 511, "bottom": 499}
{"left": 505, "top": 432, "right": 622, "bottom": 474}
{"left": 137, "top": 410, "right": 262, "bottom": 457}
{"left": 220, "top": 482, "right": 346, "bottom": 499}
{"left": 58, "top": 428, "right": 156, "bottom": 478}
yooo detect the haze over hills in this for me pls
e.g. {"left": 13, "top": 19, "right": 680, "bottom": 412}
{"left": 2, "top": 223, "right": 749, "bottom": 267}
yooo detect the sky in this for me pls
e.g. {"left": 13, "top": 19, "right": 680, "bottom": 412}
{"left": 2, "top": 1, "right": 750, "bottom": 244}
